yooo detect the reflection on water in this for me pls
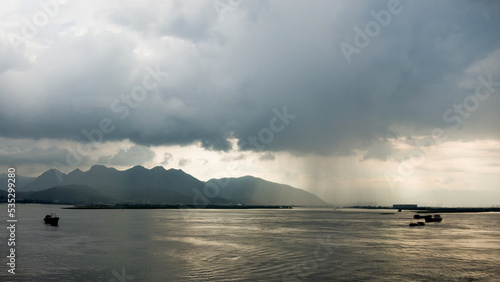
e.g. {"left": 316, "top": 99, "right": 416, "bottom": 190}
{"left": 0, "top": 204, "right": 499, "bottom": 281}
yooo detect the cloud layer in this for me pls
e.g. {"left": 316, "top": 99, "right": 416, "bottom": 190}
{"left": 1, "top": 0, "right": 499, "bottom": 163}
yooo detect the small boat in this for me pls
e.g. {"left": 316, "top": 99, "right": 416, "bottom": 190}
{"left": 409, "top": 221, "right": 425, "bottom": 227}
{"left": 424, "top": 214, "right": 442, "bottom": 222}
{"left": 44, "top": 214, "right": 59, "bottom": 226}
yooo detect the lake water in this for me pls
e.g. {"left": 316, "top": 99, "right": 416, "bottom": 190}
{"left": 1, "top": 204, "right": 499, "bottom": 281}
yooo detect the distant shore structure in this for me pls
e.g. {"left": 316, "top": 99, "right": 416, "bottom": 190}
{"left": 393, "top": 204, "right": 418, "bottom": 210}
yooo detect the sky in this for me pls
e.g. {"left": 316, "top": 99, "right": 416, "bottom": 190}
{"left": 1, "top": 0, "right": 500, "bottom": 206}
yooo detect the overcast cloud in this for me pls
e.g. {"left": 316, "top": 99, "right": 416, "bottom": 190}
{"left": 1, "top": 0, "right": 499, "bottom": 154}
{"left": 1, "top": 0, "right": 499, "bottom": 205}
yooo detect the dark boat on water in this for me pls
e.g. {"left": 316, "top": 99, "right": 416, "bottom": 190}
{"left": 409, "top": 221, "right": 425, "bottom": 227}
{"left": 44, "top": 214, "right": 59, "bottom": 226}
{"left": 424, "top": 214, "right": 442, "bottom": 222}
{"left": 414, "top": 214, "right": 443, "bottom": 222}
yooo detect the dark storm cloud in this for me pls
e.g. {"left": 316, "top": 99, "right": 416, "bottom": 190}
{"left": 0, "top": 138, "right": 92, "bottom": 166}
{"left": 1, "top": 0, "right": 499, "bottom": 158}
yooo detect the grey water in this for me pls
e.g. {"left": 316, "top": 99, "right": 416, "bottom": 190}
{"left": 1, "top": 204, "right": 500, "bottom": 281}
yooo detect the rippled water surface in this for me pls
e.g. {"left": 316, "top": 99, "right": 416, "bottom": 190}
{"left": 1, "top": 204, "right": 500, "bottom": 281}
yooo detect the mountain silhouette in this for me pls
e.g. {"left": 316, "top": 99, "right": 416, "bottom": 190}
{"left": 24, "top": 185, "right": 114, "bottom": 204}
{"left": 20, "top": 169, "right": 65, "bottom": 192}
{"left": 0, "top": 173, "right": 36, "bottom": 190}
{"left": 207, "top": 176, "right": 328, "bottom": 205}
{"left": 13, "top": 165, "right": 328, "bottom": 205}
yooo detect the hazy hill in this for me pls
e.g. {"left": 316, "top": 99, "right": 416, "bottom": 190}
{"left": 0, "top": 173, "right": 37, "bottom": 191}
{"left": 0, "top": 173, "right": 36, "bottom": 188}
{"left": 22, "top": 165, "right": 206, "bottom": 197}
{"left": 207, "top": 176, "right": 329, "bottom": 206}
{"left": 20, "top": 169, "right": 65, "bottom": 192}
{"left": 15, "top": 165, "right": 328, "bottom": 205}
{"left": 24, "top": 185, "right": 114, "bottom": 204}
{"left": 67, "top": 165, "right": 206, "bottom": 195}
{"left": 19, "top": 165, "right": 232, "bottom": 204}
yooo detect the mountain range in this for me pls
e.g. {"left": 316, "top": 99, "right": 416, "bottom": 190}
{"left": 0, "top": 165, "right": 328, "bottom": 206}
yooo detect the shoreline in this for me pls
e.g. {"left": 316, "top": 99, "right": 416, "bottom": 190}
{"left": 64, "top": 204, "right": 294, "bottom": 210}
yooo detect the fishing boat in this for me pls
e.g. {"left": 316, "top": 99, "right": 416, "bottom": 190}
{"left": 44, "top": 214, "right": 59, "bottom": 226}
{"left": 424, "top": 214, "right": 442, "bottom": 222}
{"left": 409, "top": 221, "right": 425, "bottom": 227}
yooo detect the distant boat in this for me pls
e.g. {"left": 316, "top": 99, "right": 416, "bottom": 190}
{"left": 413, "top": 214, "right": 432, "bottom": 219}
{"left": 409, "top": 221, "right": 425, "bottom": 227}
{"left": 424, "top": 214, "right": 442, "bottom": 222}
{"left": 44, "top": 214, "right": 59, "bottom": 226}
